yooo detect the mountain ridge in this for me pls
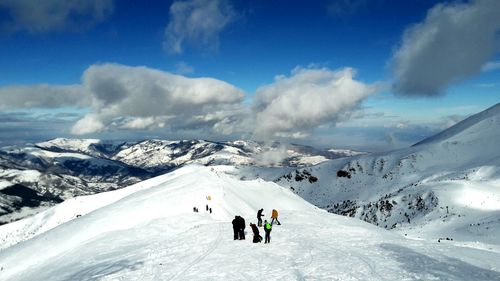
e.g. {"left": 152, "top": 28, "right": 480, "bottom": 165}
{"left": 1, "top": 165, "right": 498, "bottom": 280}
{"left": 233, "top": 103, "right": 500, "bottom": 244}
{"left": 0, "top": 139, "right": 356, "bottom": 224}
{"left": 413, "top": 102, "right": 500, "bottom": 146}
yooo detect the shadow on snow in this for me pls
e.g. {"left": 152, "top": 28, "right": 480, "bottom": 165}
{"left": 380, "top": 243, "right": 500, "bottom": 281}
{"left": 63, "top": 259, "right": 143, "bottom": 281}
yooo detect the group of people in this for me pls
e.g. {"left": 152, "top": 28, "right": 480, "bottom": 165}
{"left": 192, "top": 204, "right": 212, "bottom": 214}
{"left": 232, "top": 215, "right": 246, "bottom": 240}
{"left": 232, "top": 208, "right": 281, "bottom": 244}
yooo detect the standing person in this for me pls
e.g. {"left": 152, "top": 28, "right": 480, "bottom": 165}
{"left": 264, "top": 220, "right": 272, "bottom": 243}
{"left": 232, "top": 216, "right": 239, "bottom": 240}
{"left": 271, "top": 209, "right": 281, "bottom": 225}
{"left": 238, "top": 216, "right": 246, "bottom": 240}
{"left": 250, "top": 223, "right": 262, "bottom": 243}
{"left": 257, "top": 208, "right": 264, "bottom": 227}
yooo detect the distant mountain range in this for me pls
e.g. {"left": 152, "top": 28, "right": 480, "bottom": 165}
{"left": 3, "top": 102, "right": 498, "bottom": 243}
{"left": 0, "top": 138, "right": 362, "bottom": 224}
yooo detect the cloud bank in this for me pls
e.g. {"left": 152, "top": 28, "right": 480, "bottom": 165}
{"left": 0, "top": 64, "right": 378, "bottom": 144}
{"left": 392, "top": 0, "right": 500, "bottom": 97}
{"left": 0, "top": 84, "right": 88, "bottom": 109}
{"left": 0, "top": 0, "right": 114, "bottom": 34}
{"left": 163, "top": 0, "right": 235, "bottom": 54}
{"left": 71, "top": 63, "right": 245, "bottom": 134}
{"left": 253, "top": 67, "right": 378, "bottom": 139}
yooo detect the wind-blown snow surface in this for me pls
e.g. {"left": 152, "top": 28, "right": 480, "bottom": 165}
{"left": 1, "top": 165, "right": 499, "bottom": 280}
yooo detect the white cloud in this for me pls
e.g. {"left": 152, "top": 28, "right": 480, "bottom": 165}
{"left": 191, "top": 105, "right": 252, "bottom": 135}
{"left": 163, "top": 0, "right": 235, "bottom": 54}
{"left": 254, "top": 145, "right": 289, "bottom": 167}
{"left": 71, "top": 63, "right": 245, "bottom": 135}
{"left": 0, "top": 84, "right": 88, "bottom": 109}
{"left": 0, "top": 64, "right": 383, "bottom": 143}
{"left": 119, "top": 116, "right": 170, "bottom": 130}
{"left": 71, "top": 114, "right": 105, "bottom": 135}
{"left": 0, "top": 0, "right": 114, "bottom": 34}
{"left": 252, "top": 67, "right": 378, "bottom": 139}
{"left": 481, "top": 61, "right": 500, "bottom": 72}
{"left": 392, "top": 0, "right": 500, "bottom": 97}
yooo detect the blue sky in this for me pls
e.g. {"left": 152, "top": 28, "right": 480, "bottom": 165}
{"left": 0, "top": 0, "right": 499, "bottom": 151}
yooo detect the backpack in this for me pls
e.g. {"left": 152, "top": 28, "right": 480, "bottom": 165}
{"left": 265, "top": 223, "right": 272, "bottom": 230}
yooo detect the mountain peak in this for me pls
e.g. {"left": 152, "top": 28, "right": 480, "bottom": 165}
{"left": 413, "top": 103, "right": 500, "bottom": 146}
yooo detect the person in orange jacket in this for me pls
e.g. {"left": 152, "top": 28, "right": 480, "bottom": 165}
{"left": 271, "top": 209, "right": 281, "bottom": 225}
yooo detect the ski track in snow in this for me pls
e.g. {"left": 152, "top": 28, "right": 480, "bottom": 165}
{"left": 168, "top": 222, "right": 224, "bottom": 281}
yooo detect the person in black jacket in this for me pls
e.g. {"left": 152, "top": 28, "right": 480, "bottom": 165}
{"left": 232, "top": 216, "right": 246, "bottom": 240}
{"left": 250, "top": 223, "right": 262, "bottom": 243}
{"left": 257, "top": 208, "right": 264, "bottom": 227}
{"left": 232, "top": 216, "right": 239, "bottom": 240}
{"left": 238, "top": 216, "right": 246, "bottom": 240}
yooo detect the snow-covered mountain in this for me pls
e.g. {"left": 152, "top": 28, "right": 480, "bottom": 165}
{"left": 0, "top": 139, "right": 350, "bottom": 224}
{"left": 328, "top": 148, "right": 368, "bottom": 157}
{"left": 234, "top": 103, "right": 500, "bottom": 243}
{"left": 34, "top": 138, "right": 349, "bottom": 170}
{"left": 0, "top": 143, "right": 149, "bottom": 225}
{"left": 1, "top": 165, "right": 498, "bottom": 280}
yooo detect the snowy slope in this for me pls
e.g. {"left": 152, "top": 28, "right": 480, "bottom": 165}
{"left": 0, "top": 138, "right": 354, "bottom": 224}
{"left": 0, "top": 144, "right": 149, "bottom": 225}
{"left": 35, "top": 138, "right": 129, "bottom": 158}
{"left": 233, "top": 103, "right": 500, "bottom": 246}
{"left": 112, "top": 139, "right": 349, "bottom": 171}
{"left": 413, "top": 103, "right": 500, "bottom": 146}
{"left": 328, "top": 148, "right": 368, "bottom": 157}
{"left": 0, "top": 165, "right": 499, "bottom": 281}
{"left": 112, "top": 139, "right": 254, "bottom": 171}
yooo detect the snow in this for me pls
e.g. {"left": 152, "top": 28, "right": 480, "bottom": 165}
{"left": 289, "top": 155, "right": 328, "bottom": 166}
{"left": 0, "top": 169, "right": 41, "bottom": 184}
{"left": 328, "top": 148, "right": 368, "bottom": 157}
{"left": 112, "top": 139, "right": 176, "bottom": 169}
{"left": 414, "top": 103, "right": 500, "bottom": 146}
{"left": 453, "top": 180, "right": 500, "bottom": 211}
{"left": 36, "top": 138, "right": 101, "bottom": 152}
{"left": 1, "top": 104, "right": 500, "bottom": 280}
{"left": 0, "top": 181, "right": 11, "bottom": 190}
{"left": 0, "top": 165, "right": 499, "bottom": 280}
{"left": 0, "top": 173, "right": 173, "bottom": 250}
{"left": 228, "top": 103, "right": 500, "bottom": 254}
{"left": 27, "top": 148, "right": 92, "bottom": 160}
